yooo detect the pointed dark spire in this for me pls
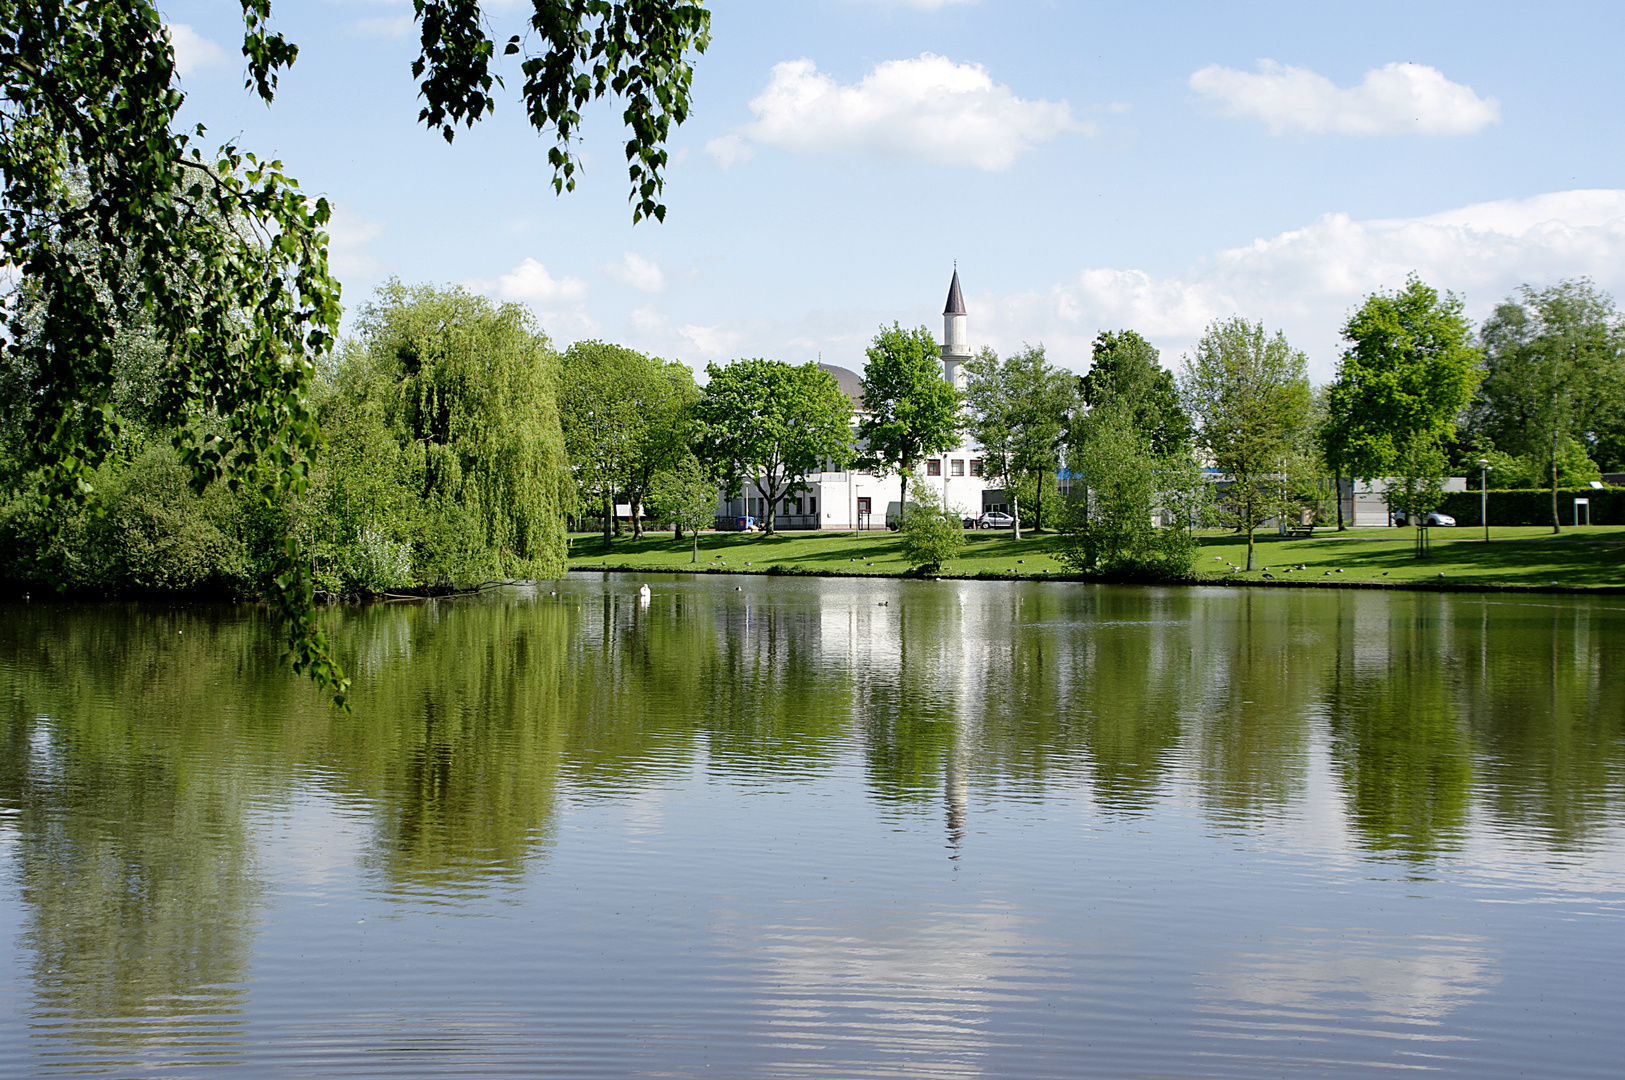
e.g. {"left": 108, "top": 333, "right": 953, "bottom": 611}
{"left": 943, "top": 269, "right": 965, "bottom": 315}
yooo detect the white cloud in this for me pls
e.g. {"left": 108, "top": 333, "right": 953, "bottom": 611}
{"left": 605, "top": 252, "right": 666, "bottom": 294}
{"left": 166, "top": 23, "right": 226, "bottom": 76}
{"left": 350, "top": 14, "right": 415, "bottom": 38}
{"left": 970, "top": 189, "right": 1625, "bottom": 382}
{"left": 493, "top": 257, "right": 588, "bottom": 305}
{"left": 706, "top": 54, "right": 1087, "bottom": 171}
{"left": 629, "top": 306, "right": 667, "bottom": 334}
{"left": 325, "top": 203, "right": 388, "bottom": 282}
{"left": 472, "top": 258, "right": 596, "bottom": 340}
{"left": 1190, "top": 60, "right": 1500, "bottom": 136}
{"left": 679, "top": 324, "right": 747, "bottom": 357}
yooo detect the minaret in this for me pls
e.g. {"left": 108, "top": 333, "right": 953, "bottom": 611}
{"left": 941, "top": 269, "right": 969, "bottom": 391}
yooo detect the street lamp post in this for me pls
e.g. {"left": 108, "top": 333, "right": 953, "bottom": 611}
{"left": 1478, "top": 459, "right": 1491, "bottom": 543}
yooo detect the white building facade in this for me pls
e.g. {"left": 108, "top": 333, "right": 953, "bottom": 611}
{"left": 716, "top": 270, "right": 1007, "bottom": 530}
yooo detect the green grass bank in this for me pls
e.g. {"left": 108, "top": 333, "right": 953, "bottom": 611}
{"left": 565, "top": 525, "right": 1625, "bottom": 592}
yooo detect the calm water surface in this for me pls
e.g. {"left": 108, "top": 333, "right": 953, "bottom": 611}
{"left": 1, "top": 575, "right": 1623, "bottom": 1078}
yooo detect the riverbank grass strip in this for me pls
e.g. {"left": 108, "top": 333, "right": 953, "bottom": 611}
{"left": 565, "top": 526, "right": 1625, "bottom": 590}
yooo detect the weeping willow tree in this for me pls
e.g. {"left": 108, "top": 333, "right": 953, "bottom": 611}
{"left": 322, "top": 281, "right": 570, "bottom": 586}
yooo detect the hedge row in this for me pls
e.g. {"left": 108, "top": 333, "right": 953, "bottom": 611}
{"left": 1436, "top": 487, "right": 1623, "bottom": 526}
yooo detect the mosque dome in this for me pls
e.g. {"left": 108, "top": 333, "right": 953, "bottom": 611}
{"left": 818, "top": 363, "right": 864, "bottom": 410}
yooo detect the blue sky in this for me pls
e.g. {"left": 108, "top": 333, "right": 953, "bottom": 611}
{"left": 160, "top": 0, "right": 1625, "bottom": 382}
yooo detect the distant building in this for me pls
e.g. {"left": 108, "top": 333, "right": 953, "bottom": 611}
{"left": 716, "top": 270, "right": 1006, "bottom": 529}
{"left": 1338, "top": 477, "right": 1468, "bottom": 526}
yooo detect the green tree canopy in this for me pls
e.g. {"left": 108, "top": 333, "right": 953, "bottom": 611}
{"left": 408, "top": 0, "right": 711, "bottom": 223}
{"left": 1079, "top": 330, "right": 1191, "bottom": 456}
{"left": 0, "top": 0, "right": 711, "bottom": 702}
{"left": 338, "top": 281, "right": 569, "bottom": 583}
{"left": 1066, "top": 390, "right": 1205, "bottom": 580}
{"left": 647, "top": 453, "right": 717, "bottom": 561}
{"left": 693, "top": 359, "right": 852, "bottom": 535}
{"left": 898, "top": 476, "right": 964, "bottom": 572}
{"left": 1466, "top": 279, "right": 1625, "bottom": 531}
{"left": 559, "top": 342, "right": 675, "bottom": 542}
{"left": 1324, "top": 275, "right": 1481, "bottom": 485}
{"left": 1180, "top": 318, "right": 1311, "bottom": 570}
{"left": 857, "top": 323, "right": 960, "bottom": 511}
{"left": 624, "top": 360, "right": 700, "bottom": 538}
{"left": 962, "top": 343, "right": 1074, "bottom": 539}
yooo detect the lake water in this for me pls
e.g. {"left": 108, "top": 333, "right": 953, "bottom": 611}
{"left": 1, "top": 575, "right": 1622, "bottom": 1078}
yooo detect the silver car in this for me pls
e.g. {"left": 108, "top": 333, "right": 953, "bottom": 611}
{"left": 1394, "top": 510, "right": 1456, "bottom": 526}
{"left": 976, "top": 512, "right": 1016, "bottom": 529}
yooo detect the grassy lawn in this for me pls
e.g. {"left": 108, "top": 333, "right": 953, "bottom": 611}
{"left": 565, "top": 524, "right": 1625, "bottom": 590}
{"left": 1193, "top": 525, "right": 1625, "bottom": 588}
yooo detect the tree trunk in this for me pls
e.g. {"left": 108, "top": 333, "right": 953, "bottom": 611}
{"left": 1334, "top": 467, "right": 1345, "bottom": 530}
{"left": 1245, "top": 524, "right": 1255, "bottom": 570}
{"left": 692, "top": 530, "right": 699, "bottom": 562}
{"left": 603, "top": 496, "right": 613, "bottom": 545}
{"left": 900, "top": 471, "right": 908, "bottom": 527}
{"left": 762, "top": 482, "right": 775, "bottom": 535}
{"left": 1034, "top": 477, "right": 1044, "bottom": 534}
{"left": 1547, "top": 391, "right": 1560, "bottom": 535}
{"left": 1551, "top": 450, "right": 1561, "bottom": 533}
{"left": 630, "top": 494, "right": 644, "bottom": 538}
{"left": 1011, "top": 490, "right": 1022, "bottom": 541}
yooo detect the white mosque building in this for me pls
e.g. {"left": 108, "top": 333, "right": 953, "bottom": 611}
{"left": 715, "top": 270, "right": 1008, "bottom": 530}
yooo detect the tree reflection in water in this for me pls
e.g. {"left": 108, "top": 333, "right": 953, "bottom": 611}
{"left": 1, "top": 579, "right": 1623, "bottom": 1074}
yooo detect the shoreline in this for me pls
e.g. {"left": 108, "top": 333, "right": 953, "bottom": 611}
{"left": 566, "top": 563, "right": 1625, "bottom": 596}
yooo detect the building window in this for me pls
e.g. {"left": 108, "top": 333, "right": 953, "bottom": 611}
{"left": 809, "top": 497, "right": 817, "bottom": 515}
{"left": 951, "top": 459, "right": 965, "bottom": 476}
{"left": 927, "top": 459, "right": 941, "bottom": 476}
{"left": 970, "top": 459, "right": 984, "bottom": 477}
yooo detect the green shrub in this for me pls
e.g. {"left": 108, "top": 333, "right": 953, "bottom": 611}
{"left": 1436, "top": 487, "right": 1622, "bottom": 526}
{"left": 1061, "top": 404, "right": 1205, "bottom": 580}
{"left": 0, "top": 444, "right": 250, "bottom": 595}
{"left": 900, "top": 483, "right": 964, "bottom": 571}
{"left": 337, "top": 526, "right": 414, "bottom": 595}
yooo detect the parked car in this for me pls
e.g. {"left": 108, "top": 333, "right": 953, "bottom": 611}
{"left": 976, "top": 511, "right": 1016, "bottom": 529}
{"left": 1394, "top": 510, "right": 1456, "bottom": 527}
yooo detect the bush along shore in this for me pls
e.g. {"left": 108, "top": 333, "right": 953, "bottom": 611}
{"left": 564, "top": 526, "right": 1625, "bottom": 594}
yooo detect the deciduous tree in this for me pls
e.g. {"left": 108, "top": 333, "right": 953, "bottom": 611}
{"left": 693, "top": 360, "right": 852, "bottom": 535}
{"left": 1467, "top": 279, "right": 1624, "bottom": 531}
{"left": 899, "top": 478, "right": 963, "bottom": 572}
{"left": 342, "top": 282, "right": 570, "bottom": 583}
{"left": 1322, "top": 275, "right": 1480, "bottom": 535}
{"left": 962, "top": 344, "right": 1073, "bottom": 540}
{"left": 647, "top": 453, "right": 717, "bottom": 562}
{"left": 0, "top": 0, "right": 711, "bottom": 702}
{"left": 857, "top": 323, "right": 959, "bottom": 513}
{"left": 560, "top": 342, "right": 665, "bottom": 543}
{"left": 1078, "top": 330, "right": 1191, "bottom": 456}
{"left": 624, "top": 361, "right": 700, "bottom": 538}
{"left": 1065, "top": 390, "right": 1205, "bottom": 580}
{"left": 1179, "top": 318, "right": 1311, "bottom": 571}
